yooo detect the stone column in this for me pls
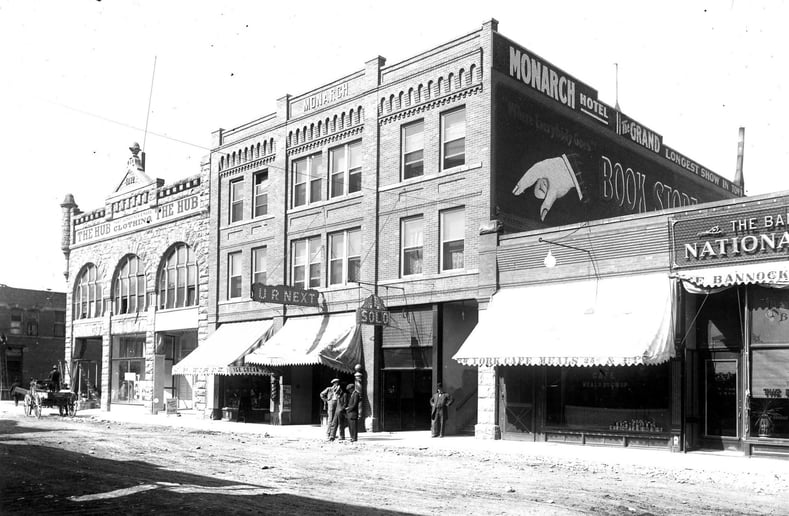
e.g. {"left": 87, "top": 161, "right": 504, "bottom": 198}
{"left": 475, "top": 365, "right": 500, "bottom": 439}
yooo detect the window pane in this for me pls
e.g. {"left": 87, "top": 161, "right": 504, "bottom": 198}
{"left": 404, "top": 249, "right": 423, "bottom": 275}
{"left": 348, "top": 230, "right": 361, "bottom": 257}
{"left": 309, "top": 263, "right": 321, "bottom": 287}
{"left": 443, "top": 109, "right": 465, "bottom": 141}
{"left": 403, "top": 122, "right": 423, "bottom": 153}
{"left": 331, "top": 146, "right": 347, "bottom": 174}
{"left": 403, "top": 218, "right": 423, "bottom": 248}
{"left": 294, "top": 184, "right": 306, "bottom": 207}
{"left": 443, "top": 139, "right": 465, "bottom": 169}
{"left": 348, "top": 257, "right": 361, "bottom": 282}
{"left": 310, "top": 178, "right": 323, "bottom": 202}
{"left": 442, "top": 209, "right": 465, "bottom": 241}
{"left": 443, "top": 240, "right": 464, "bottom": 270}
{"left": 293, "top": 265, "right": 305, "bottom": 289}
{"left": 330, "top": 260, "right": 343, "bottom": 285}
{"left": 330, "top": 233, "right": 344, "bottom": 260}
{"left": 331, "top": 172, "right": 344, "bottom": 198}
{"left": 349, "top": 169, "right": 361, "bottom": 193}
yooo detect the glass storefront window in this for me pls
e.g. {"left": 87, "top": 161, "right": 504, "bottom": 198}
{"left": 750, "top": 287, "right": 789, "bottom": 438}
{"left": 111, "top": 336, "right": 146, "bottom": 404}
{"left": 545, "top": 365, "right": 670, "bottom": 432}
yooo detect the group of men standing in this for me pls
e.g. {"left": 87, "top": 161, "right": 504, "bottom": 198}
{"left": 320, "top": 378, "right": 455, "bottom": 440}
{"left": 320, "top": 378, "right": 362, "bottom": 442}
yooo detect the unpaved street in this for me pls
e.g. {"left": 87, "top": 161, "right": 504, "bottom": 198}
{"left": 1, "top": 407, "right": 787, "bottom": 515}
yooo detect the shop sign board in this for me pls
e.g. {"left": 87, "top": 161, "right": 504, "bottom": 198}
{"left": 356, "top": 294, "right": 390, "bottom": 326}
{"left": 671, "top": 203, "right": 789, "bottom": 269}
{"left": 251, "top": 283, "right": 320, "bottom": 307}
{"left": 491, "top": 33, "right": 741, "bottom": 234}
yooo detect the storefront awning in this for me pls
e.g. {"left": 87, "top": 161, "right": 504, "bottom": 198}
{"left": 673, "top": 261, "right": 789, "bottom": 290}
{"left": 172, "top": 320, "right": 274, "bottom": 376}
{"left": 245, "top": 313, "right": 361, "bottom": 373}
{"left": 453, "top": 273, "right": 676, "bottom": 367}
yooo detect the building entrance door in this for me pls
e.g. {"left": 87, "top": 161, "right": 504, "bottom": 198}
{"left": 499, "top": 367, "right": 536, "bottom": 441}
{"left": 701, "top": 354, "right": 741, "bottom": 451}
{"left": 381, "top": 370, "right": 432, "bottom": 431}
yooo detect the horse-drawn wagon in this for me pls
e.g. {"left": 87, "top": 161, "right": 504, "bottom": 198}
{"left": 18, "top": 380, "right": 78, "bottom": 418}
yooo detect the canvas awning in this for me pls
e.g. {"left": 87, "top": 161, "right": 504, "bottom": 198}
{"left": 245, "top": 313, "right": 361, "bottom": 372}
{"left": 172, "top": 320, "right": 274, "bottom": 376}
{"left": 673, "top": 261, "right": 789, "bottom": 291}
{"left": 453, "top": 273, "right": 676, "bottom": 367}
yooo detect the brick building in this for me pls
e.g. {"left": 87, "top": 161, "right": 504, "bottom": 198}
{"left": 0, "top": 285, "right": 65, "bottom": 399}
{"left": 61, "top": 143, "right": 210, "bottom": 414}
{"left": 197, "top": 19, "right": 740, "bottom": 436}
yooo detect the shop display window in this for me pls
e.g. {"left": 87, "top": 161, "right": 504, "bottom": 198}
{"left": 750, "top": 287, "right": 789, "bottom": 438}
{"left": 545, "top": 365, "right": 670, "bottom": 432}
{"left": 111, "top": 336, "right": 146, "bottom": 404}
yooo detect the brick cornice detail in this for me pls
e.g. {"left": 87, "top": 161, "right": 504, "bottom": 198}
{"left": 379, "top": 84, "right": 482, "bottom": 126}
{"left": 286, "top": 125, "right": 364, "bottom": 156}
{"left": 219, "top": 154, "right": 276, "bottom": 178}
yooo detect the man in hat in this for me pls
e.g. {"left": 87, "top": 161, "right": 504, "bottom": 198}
{"left": 48, "top": 365, "right": 61, "bottom": 392}
{"left": 319, "top": 378, "right": 342, "bottom": 440}
{"left": 430, "top": 382, "right": 454, "bottom": 438}
{"left": 345, "top": 383, "right": 362, "bottom": 442}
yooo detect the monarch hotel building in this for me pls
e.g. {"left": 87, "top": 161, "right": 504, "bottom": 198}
{"left": 203, "top": 17, "right": 741, "bottom": 441}
{"left": 61, "top": 143, "right": 210, "bottom": 414}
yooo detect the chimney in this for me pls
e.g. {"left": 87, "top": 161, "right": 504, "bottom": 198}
{"left": 734, "top": 127, "right": 745, "bottom": 189}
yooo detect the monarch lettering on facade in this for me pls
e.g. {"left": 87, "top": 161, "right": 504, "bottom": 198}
{"left": 508, "top": 46, "right": 576, "bottom": 109}
{"left": 301, "top": 83, "right": 350, "bottom": 113}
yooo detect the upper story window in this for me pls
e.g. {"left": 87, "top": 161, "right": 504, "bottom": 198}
{"left": 53, "top": 311, "right": 65, "bottom": 337}
{"left": 9, "top": 308, "right": 22, "bottom": 334}
{"left": 291, "top": 236, "right": 321, "bottom": 289}
{"left": 254, "top": 170, "right": 269, "bottom": 217}
{"left": 158, "top": 243, "right": 198, "bottom": 310}
{"left": 329, "top": 141, "right": 362, "bottom": 198}
{"left": 74, "top": 264, "right": 102, "bottom": 320}
{"left": 252, "top": 247, "right": 267, "bottom": 285}
{"left": 113, "top": 255, "right": 146, "bottom": 314}
{"left": 229, "top": 178, "right": 244, "bottom": 223}
{"left": 292, "top": 153, "right": 324, "bottom": 208}
{"left": 228, "top": 251, "right": 243, "bottom": 299}
{"left": 401, "top": 216, "right": 424, "bottom": 277}
{"left": 441, "top": 107, "right": 466, "bottom": 170}
{"left": 26, "top": 310, "right": 39, "bottom": 336}
{"left": 440, "top": 207, "right": 465, "bottom": 271}
{"left": 402, "top": 120, "right": 424, "bottom": 180}
{"left": 329, "top": 228, "right": 361, "bottom": 285}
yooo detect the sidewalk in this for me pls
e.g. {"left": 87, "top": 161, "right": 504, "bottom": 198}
{"left": 3, "top": 400, "right": 787, "bottom": 476}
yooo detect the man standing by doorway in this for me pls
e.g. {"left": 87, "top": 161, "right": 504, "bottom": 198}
{"left": 430, "top": 382, "right": 454, "bottom": 438}
{"left": 320, "top": 378, "right": 342, "bottom": 440}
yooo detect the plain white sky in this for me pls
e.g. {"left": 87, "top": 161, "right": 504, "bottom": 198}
{"left": 1, "top": 1, "right": 786, "bottom": 292}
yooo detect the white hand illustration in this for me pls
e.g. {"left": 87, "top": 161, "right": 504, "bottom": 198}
{"left": 512, "top": 155, "right": 582, "bottom": 221}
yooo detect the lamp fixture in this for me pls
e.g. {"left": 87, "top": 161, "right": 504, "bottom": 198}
{"left": 538, "top": 237, "right": 600, "bottom": 280}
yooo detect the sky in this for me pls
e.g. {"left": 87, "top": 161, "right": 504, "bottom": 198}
{"left": 0, "top": 1, "right": 786, "bottom": 292}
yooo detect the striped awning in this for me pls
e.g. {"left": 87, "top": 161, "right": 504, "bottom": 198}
{"left": 245, "top": 313, "right": 361, "bottom": 373}
{"left": 172, "top": 320, "right": 274, "bottom": 376}
{"left": 453, "top": 273, "right": 676, "bottom": 367}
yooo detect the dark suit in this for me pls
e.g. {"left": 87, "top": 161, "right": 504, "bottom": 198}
{"left": 346, "top": 389, "right": 362, "bottom": 441}
{"left": 430, "top": 389, "right": 453, "bottom": 437}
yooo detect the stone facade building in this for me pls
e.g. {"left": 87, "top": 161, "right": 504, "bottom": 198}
{"left": 61, "top": 144, "right": 209, "bottom": 414}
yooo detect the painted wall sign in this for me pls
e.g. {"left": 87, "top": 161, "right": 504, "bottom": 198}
{"left": 251, "top": 283, "right": 320, "bottom": 307}
{"left": 292, "top": 80, "right": 358, "bottom": 117}
{"left": 73, "top": 194, "right": 201, "bottom": 246}
{"left": 493, "top": 82, "right": 739, "bottom": 233}
{"left": 671, "top": 204, "right": 789, "bottom": 268}
{"left": 492, "top": 33, "right": 740, "bottom": 212}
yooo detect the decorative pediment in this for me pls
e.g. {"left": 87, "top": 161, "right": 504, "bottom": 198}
{"left": 114, "top": 142, "right": 156, "bottom": 195}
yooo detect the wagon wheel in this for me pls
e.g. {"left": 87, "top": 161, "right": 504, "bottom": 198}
{"left": 23, "top": 395, "right": 32, "bottom": 417}
{"left": 33, "top": 399, "right": 41, "bottom": 419}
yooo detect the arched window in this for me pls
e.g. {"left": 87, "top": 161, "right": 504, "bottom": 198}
{"left": 74, "top": 264, "right": 102, "bottom": 319}
{"left": 158, "top": 243, "right": 198, "bottom": 309}
{"left": 113, "top": 255, "right": 146, "bottom": 314}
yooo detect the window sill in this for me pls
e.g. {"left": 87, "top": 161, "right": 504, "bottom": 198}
{"left": 382, "top": 162, "right": 483, "bottom": 192}
{"left": 287, "top": 191, "right": 364, "bottom": 215}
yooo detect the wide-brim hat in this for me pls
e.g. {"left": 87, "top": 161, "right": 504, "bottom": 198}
{"left": 331, "top": 378, "right": 340, "bottom": 384}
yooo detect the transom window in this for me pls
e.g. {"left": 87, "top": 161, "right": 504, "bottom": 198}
{"left": 252, "top": 247, "right": 267, "bottom": 285}
{"left": 254, "top": 170, "right": 268, "bottom": 217}
{"left": 441, "top": 107, "right": 466, "bottom": 170}
{"left": 228, "top": 252, "right": 242, "bottom": 299}
{"left": 329, "top": 141, "right": 362, "bottom": 198}
{"left": 229, "top": 178, "right": 244, "bottom": 223}
{"left": 26, "top": 310, "right": 39, "bottom": 336}
{"left": 292, "top": 153, "right": 324, "bottom": 208}
{"left": 9, "top": 308, "right": 22, "bottom": 334}
{"left": 74, "top": 264, "right": 102, "bottom": 319}
{"left": 329, "top": 228, "right": 361, "bottom": 285}
{"left": 158, "top": 243, "right": 198, "bottom": 310}
{"left": 291, "top": 237, "right": 322, "bottom": 289}
{"left": 440, "top": 208, "right": 465, "bottom": 271}
{"left": 402, "top": 121, "right": 424, "bottom": 180}
{"left": 401, "top": 216, "right": 424, "bottom": 277}
{"left": 114, "top": 255, "right": 146, "bottom": 314}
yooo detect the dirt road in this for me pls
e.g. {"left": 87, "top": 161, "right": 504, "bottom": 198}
{"left": 1, "top": 408, "right": 787, "bottom": 515}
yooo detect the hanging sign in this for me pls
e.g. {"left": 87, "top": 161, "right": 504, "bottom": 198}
{"left": 251, "top": 283, "right": 320, "bottom": 307}
{"left": 357, "top": 294, "right": 391, "bottom": 326}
